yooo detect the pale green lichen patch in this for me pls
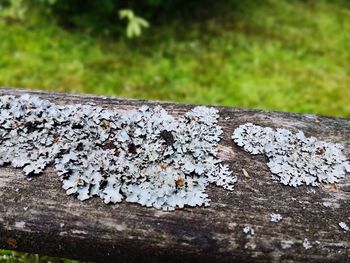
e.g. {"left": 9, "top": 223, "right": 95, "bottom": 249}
{"left": 0, "top": 95, "right": 236, "bottom": 210}
{"left": 232, "top": 123, "right": 350, "bottom": 187}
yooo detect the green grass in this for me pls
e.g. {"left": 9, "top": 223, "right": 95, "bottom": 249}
{"left": 0, "top": 0, "right": 350, "bottom": 261}
{"left": 0, "top": 0, "right": 350, "bottom": 117}
{"left": 0, "top": 249, "right": 80, "bottom": 262}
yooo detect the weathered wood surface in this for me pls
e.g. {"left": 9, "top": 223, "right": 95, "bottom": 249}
{"left": 0, "top": 88, "right": 349, "bottom": 263}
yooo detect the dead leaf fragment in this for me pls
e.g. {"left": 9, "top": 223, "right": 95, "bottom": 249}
{"left": 5, "top": 237, "right": 17, "bottom": 248}
{"left": 217, "top": 145, "right": 223, "bottom": 152}
{"left": 53, "top": 135, "right": 60, "bottom": 143}
{"left": 175, "top": 178, "right": 185, "bottom": 187}
{"left": 315, "top": 147, "right": 325, "bottom": 155}
{"left": 102, "top": 120, "right": 111, "bottom": 129}
{"left": 242, "top": 168, "right": 250, "bottom": 178}
{"left": 322, "top": 183, "right": 340, "bottom": 192}
{"left": 160, "top": 163, "right": 169, "bottom": 170}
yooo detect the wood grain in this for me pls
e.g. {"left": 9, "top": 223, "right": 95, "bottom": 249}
{"left": 0, "top": 88, "right": 349, "bottom": 262}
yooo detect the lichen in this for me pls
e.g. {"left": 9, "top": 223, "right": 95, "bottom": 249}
{"left": 303, "top": 238, "right": 312, "bottom": 250}
{"left": 0, "top": 94, "right": 236, "bottom": 210}
{"left": 339, "top": 222, "right": 349, "bottom": 232}
{"left": 270, "top": 213, "right": 282, "bottom": 222}
{"left": 243, "top": 226, "right": 255, "bottom": 235}
{"left": 232, "top": 123, "right": 350, "bottom": 187}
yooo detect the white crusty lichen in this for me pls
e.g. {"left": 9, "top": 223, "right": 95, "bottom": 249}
{"left": 232, "top": 123, "right": 350, "bottom": 187}
{"left": 0, "top": 95, "right": 236, "bottom": 210}
{"left": 243, "top": 226, "right": 255, "bottom": 235}
{"left": 303, "top": 238, "right": 312, "bottom": 250}
{"left": 339, "top": 222, "right": 349, "bottom": 232}
{"left": 270, "top": 213, "right": 283, "bottom": 222}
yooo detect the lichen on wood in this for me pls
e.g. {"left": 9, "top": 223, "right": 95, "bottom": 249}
{"left": 232, "top": 123, "right": 350, "bottom": 187}
{"left": 0, "top": 94, "right": 236, "bottom": 210}
{"left": 1, "top": 89, "right": 350, "bottom": 262}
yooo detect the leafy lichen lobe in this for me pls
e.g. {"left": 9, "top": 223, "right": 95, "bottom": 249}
{"left": 232, "top": 123, "right": 350, "bottom": 187}
{"left": 0, "top": 95, "right": 236, "bottom": 210}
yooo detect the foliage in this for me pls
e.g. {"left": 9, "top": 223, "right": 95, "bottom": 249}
{"left": 0, "top": 0, "right": 226, "bottom": 37}
{"left": 0, "top": 0, "right": 349, "bottom": 117}
{"left": 119, "top": 9, "right": 149, "bottom": 38}
{"left": 0, "top": 249, "right": 80, "bottom": 262}
{"left": 39, "top": 0, "right": 158, "bottom": 37}
{"left": 0, "top": 0, "right": 153, "bottom": 37}
{"left": 0, "top": 0, "right": 27, "bottom": 21}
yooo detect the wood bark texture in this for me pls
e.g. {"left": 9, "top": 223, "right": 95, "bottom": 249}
{"left": 0, "top": 88, "right": 349, "bottom": 263}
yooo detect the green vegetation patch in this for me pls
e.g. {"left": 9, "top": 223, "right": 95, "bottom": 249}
{"left": 0, "top": 0, "right": 350, "bottom": 117}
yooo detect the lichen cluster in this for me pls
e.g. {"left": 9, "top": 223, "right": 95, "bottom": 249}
{"left": 339, "top": 222, "right": 349, "bottom": 232}
{"left": 303, "top": 238, "right": 312, "bottom": 250}
{"left": 232, "top": 123, "right": 350, "bottom": 187}
{"left": 270, "top": 213, "right": 283, "bottom": 222}
{"left": 0, "top": 95, "right": 236, "bottom": 210}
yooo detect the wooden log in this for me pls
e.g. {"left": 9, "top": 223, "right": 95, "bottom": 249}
{"left": 0, "top": 88, "right": 349, "bottom": 262}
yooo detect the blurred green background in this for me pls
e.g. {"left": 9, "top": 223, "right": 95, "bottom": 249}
{"left": 0, "top": 0, "right": 350, "bottom": 118}
{"left": 1, "top": 0, "right": 350, "bottom": 261}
